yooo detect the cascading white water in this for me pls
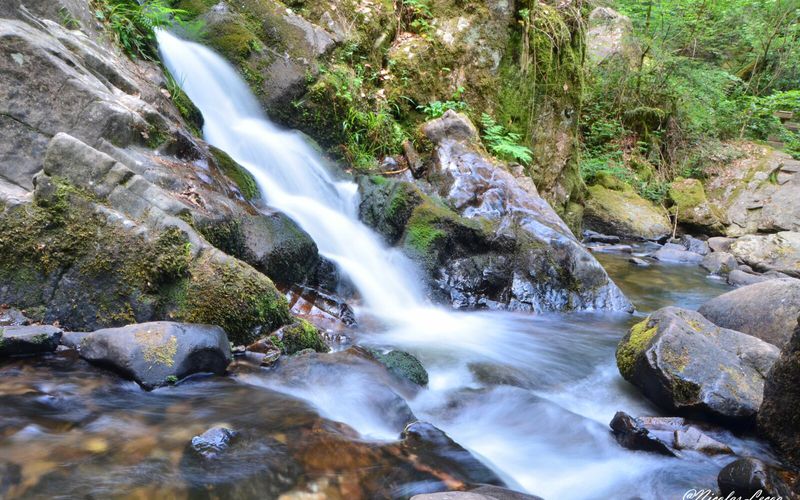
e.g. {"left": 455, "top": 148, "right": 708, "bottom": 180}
{"left": 157, "top": 30, "right": 424, "bottom": 318}
{"left": 154, "top": 31, "right": 752, "bottom": 499}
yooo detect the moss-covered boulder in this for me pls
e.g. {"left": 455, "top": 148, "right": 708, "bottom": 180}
{"left": 616, "top": 307, "right": 779, "bottom": 427}
{"left": 668, "top": 177, "right": 723, "bottom": 234}
{"left": 584, "top": 184, "right": 671, "bottom": 240}
{"left": 366, "top": 349, "right": 428, "bottom": 386}
{"left": 358, "top": 176, "right": 425, "bottom": 244}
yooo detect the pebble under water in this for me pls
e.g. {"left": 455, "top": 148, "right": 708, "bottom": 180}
{"left": 0, "top": 251, "right": 778, "bottom": 499}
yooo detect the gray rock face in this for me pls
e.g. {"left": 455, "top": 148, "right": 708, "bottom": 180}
{"left": 584, "top": 184, "right": 672, "bottom": 241}
{"left": 700, "top": 251, "right": 738, "bottom": 275}
{"left": 729, "top": 231, "right": 800, "bottom": 278}
{"left": 616, "top": 307, "right": 779, "bottom": 426}
{"left": 726, "top": 269, "right": 774, "bottom": 287}
{"left": 652, "top": 247, "right": 704, "bottom": 264}
{"left": 699, "top": 279, "right": 800, "bottom": 348}
{"left": 0, "top": 325, "right": 62, "bottom": 357}
{"left": 411, "top": 111, "right": 632, "bottom": 313}
{"left": 758, "top": 317, "right": 800, "bottom": 467}
{"left": 78, "top": 322, "right": 233, "bottom": 390}
{"left": 705, "top": 147, "right": 800, "bottom": 236}
{"left": 717, "top": 458, "right": 797, "bottom": 499}
{"left": 708, "top": 237, "right": 736, "bottom": 253}
{"left": 681, "top": 235, "right": 710, "bottom": 255}
{"left": 587, "top": 7, "right": 639, "bottom": 65}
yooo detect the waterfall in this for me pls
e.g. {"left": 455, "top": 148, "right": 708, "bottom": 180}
{"left": 156, "top": 30, "right": 426, "bottom": 319}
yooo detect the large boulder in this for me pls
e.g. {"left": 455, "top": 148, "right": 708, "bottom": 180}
{"left": 78, "top": 322, "right": 233, "bottom": 390}
{"left": 584, "top": 184, "right": 671, "bottom": 241}
{"left": 698, "top": 279, "right": 800, "bottom": 348}
{"left": 729, "top": 232, "right": 800, "bottom": 278}
{"left": 359, "top": 113, "right": 632, "bottom": 313}
{"left": 667, "top": 177, "right": 724, "bottom": 234}
{"left": 587, "top": 7, "right": 639, "bottom": 65}
{"left": 704, "top": 145, "right": 800, "bottom": 236}
{"left": 758, "top": 316, "right": 800, "bottom": 467}
{"left": 0, "top": 325, "right": 62, "bottom": 357}
{"left": 616, "top": 307, "right": 779, "bottom": 426}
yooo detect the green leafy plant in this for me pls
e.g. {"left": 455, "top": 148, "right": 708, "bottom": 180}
{"left": 93, "top": 0, "right": 188, "bottom": 60}
{"left": 480, "top": 113, "right": 533, "bottom": 165}
{"left": 418, "top": 87, "right": 469, "bottom": 119}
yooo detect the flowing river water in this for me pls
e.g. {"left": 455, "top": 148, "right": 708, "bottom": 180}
{"left": 0, "top": 33, "right": 778, "bottom": 500}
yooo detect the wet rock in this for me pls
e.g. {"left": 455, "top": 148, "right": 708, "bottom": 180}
{"left": 587, "top": 244, "right": 634, "bottom": 253}
{"left": 269, "top": 319, "right": 328, "bottom": 355}
{"left": 610, "top": 411, "right": 733, "bottom": 457}
{"left": 264, "top": 351, "right": 417, "bottom": 433}
{"left": 468, "top": 362, "right": 531, "bottom": 389}
{"left": 616, "top": 307, "right": 779, "bottom": 426}
{"left": 680, "top": 235, "right": 710, "bottom": 255}
{"left": 0, "top": 325, "right": 62, "bottom": 357}
{"left": 584, "top": 184, "right": 671, "bottom": 241}
{"left": 629, "top": 257, "right": 651, "bottom": 267}
{"left": 700, "top": 252, "right": 738, "bottom": 275}
{"left": 401, "top": 422, "right": 505, "bottom": 487}
{"left": 191, "top": 426, "right": 239, "bottom": 460}
{"left": 729, "top": 231, "right": 800, "bottom": 278}
{"left": 0, "top": 307, "right": 29, "bottom": 326}
{"left": 398, "top": 112, "right": 634, "bottom": 313}
{"left": 758, "top": 317, "right": 800, "bottom": 467}
{"left": 699, "top": 279, "right": 800, "bottom": 348}
{"left": 0, "top": 462, "right": 21, "bottom": 498}
{"left": 181, "top": 433, "right": 300, "bottom": 498}
{"left": 582, "top": 230, "right": 620, "bottom": 244}
{"left": 78, "top": 322, "right": 233, "bottom": 390}
{"left": 366, "top": 348, "right": 429, "bottom": 387}
{"left": 708, "top": 237, "right": 736, "bottom": 253}
{"left": 727, "top": 269, "right": 773, "bottom": 287}
{"left": 652, "top": 247, "right": 704, "bottom": 264}
{"left": 673, "top": 426, "right": 733, "bottom": 455}
{"left": 609, "top": 411, "right": 676, "bottom": 456}
{"left": 717, "top": 458, "right": 797, "bottom": 499}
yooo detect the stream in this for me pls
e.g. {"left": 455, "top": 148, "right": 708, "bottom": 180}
{"left": 0, "top": 33, "right": 779, "bottom": 500}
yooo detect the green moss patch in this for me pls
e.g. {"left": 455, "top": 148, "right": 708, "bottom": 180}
{"left": 177, "top": 255, "right": 291, "bottom": 346}
{"left": 270, "top": 318, "right": 327, "bottom": 354}
{"left": 210, "top": 146, "right": 260, "bottom": 200}
{"left": 616, "top": 318, "right": 658, "bottom": 380}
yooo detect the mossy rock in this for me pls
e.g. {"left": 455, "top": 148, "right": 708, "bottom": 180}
{"left": 616, "top": 318, "right": 658, "bottom": 380}
{"left": 177, "top": 254, "right": 291, "bottom": 346}
{"left": 367, "top": 348, "right": 428, "bottom": 386}
{"left": 210, "top": 146, "right": 260, "bottom": 200}
{"left": 583, "top": 184, "right": 671, "bottom": 240}
{"left": 668, "top": 177, "right": 723, "bottom": 233}
{"left": 358, "top": 176, "right": 425, "bottom": 244}
{"left": 269, "top": 319, "right": 328, "bottom": 354}
{"left": 0, "top": 178, "right": 292, "bottom": 346}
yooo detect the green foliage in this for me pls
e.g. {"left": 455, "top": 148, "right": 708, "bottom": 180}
{"left": 93, "top": 0, "right": 189, "bottom": 60}
{"left": 270, "top": 319, "right": 327, "bottom": 354}
{"left": 480, "top": 113, "right": 533, "bottom": 165}
{"left": 418, "top": 87, "right": 469, "bottom": 119}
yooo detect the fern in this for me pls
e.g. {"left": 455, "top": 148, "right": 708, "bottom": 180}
{"left": 93, "top": 0, "right": 188, "bottom": 60}
{"left": 480, "top": 113, "right": 533, "bottom": 165}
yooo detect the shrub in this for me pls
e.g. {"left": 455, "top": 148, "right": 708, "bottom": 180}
{"left": 480, "top": 113, "right": 533, "bottom": 165}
